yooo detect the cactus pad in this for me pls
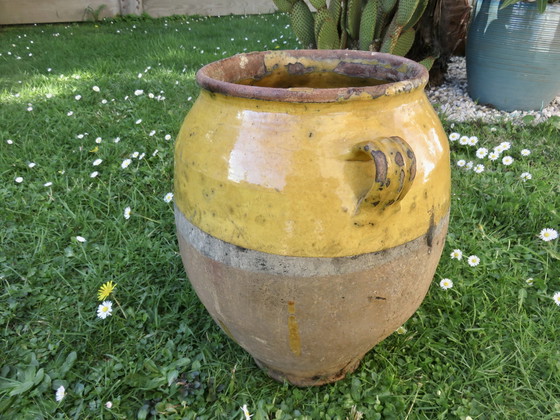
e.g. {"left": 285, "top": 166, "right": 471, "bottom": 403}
{"left": 317, "top": 16, "right": 340, "bottom": 49}
{"left": 359, "top": 0, "right": 378, "bottom": 50}
{"left": 394, "top": 0, "right": 420, "bottom": 26}
{"left": 392, "top": 28, "right": 415, "bottom": 56}
{"left": 272, "top": 0, "right": 296, "bottom": 13}
{"left": 290, "top": 0, "right": 316, "bottom": 48}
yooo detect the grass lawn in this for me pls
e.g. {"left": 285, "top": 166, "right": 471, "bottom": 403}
{"left": 1, "top": 12, "right": 559, "bottom": 420}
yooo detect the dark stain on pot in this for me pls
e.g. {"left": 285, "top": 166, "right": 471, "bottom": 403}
{"left": 235, "top": 245, "right": 248, "bottom": 253}
{"left": 395, "top": 152, "right": 404, "bottom": 167}
{"left": 426, "top": 211, "right": 436, "bottom": 252}
{"left": 409, "top": 156, "right": 417, "bottom": 181}
{"left": 287, "top": 301, "right": 301, "bottom": 356}
{"left": 368, "top": 296, "right": 387, "bottom": 302}
{"left": 398, "top": 170, "right": 405, "bottom": 191}
{"left": 371, "top": 150, "right": 387, "bottom": 184}
{"left": 286, "top": 62, "right": 314, "bottom": 75}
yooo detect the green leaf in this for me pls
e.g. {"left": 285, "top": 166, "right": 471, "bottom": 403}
{"left": 499, "top": 0, "right": 522, "bottom": 9}
{"left": 60, "top": 352, "right": 77, "bottom": 377}
{"left": 517, "top": 288, "right": 527, "bottom": 311}
{"left": 143, "top": 358, "right": 160, "bottom": 374}
{"left": 8, "top": 380, "right": 35, "bottom": 397}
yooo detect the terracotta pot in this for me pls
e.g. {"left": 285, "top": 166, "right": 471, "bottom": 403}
{"left": 174, "top": 50, "right": 450, "bottom": 386}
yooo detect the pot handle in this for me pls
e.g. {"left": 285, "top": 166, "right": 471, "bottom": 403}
{"left": 353, "top": 136, "right": 416, "bottom": 211}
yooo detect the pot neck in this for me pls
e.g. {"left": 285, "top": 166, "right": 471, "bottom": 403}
{"left": 196, "top": 50, "right": 428, "bottom": 103}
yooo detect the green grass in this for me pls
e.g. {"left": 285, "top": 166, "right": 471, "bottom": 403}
{"left": 1, "top": 13, "right": 559, "bottom": 420}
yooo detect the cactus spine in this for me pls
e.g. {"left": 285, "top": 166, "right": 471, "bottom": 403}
{"left": 274, "top": 0, "right": 432, "bottom": 65}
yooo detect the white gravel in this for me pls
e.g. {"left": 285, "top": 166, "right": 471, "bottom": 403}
{"left": 426, "top": 56, "right": 560, "bottom": 124}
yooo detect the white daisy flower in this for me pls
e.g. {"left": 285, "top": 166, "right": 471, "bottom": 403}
{"left": 27, "top": 106, "right": 33, "bottom": 111}
{"left": 395, "top": 326, "right": 407, "bottom": 334}
{"left": 468, "top": 136, "right": 478, "bottom": 146}
{"left": 439, "top": 278, "right": 453, "bottom": 290}
{"left": 476, "top": 148, "right": 488, "bottom": 159}
{"left": 95, "top": 137, "right": 102, "bottom": 144}
{"left": 97, "top": 300, "right": 113, "bottom": 319}
{"left": 67, "top": 111, "right": 74, "bottom": 116}
{"left": 114, "top": 137, "right": 121, "bottom": 143}
{"left": 28, "top": 162, "right": 36, "bottom": 168}
{"left": 450, "top": 249, "right": 463, "bottom": 260}
{"left": 138, "top": 153, "right": 145, "bottom": 160}
{"left": 499, "top": 141, "right": 511, "bottom": 150}
{"left": 90, "top": 171, "right": 99, "bottom": 178}
{"left": 494, "top": 145, "right": 505, "bottom": 154}
{"left": 75, "top": 94, "right": 81, "bottom": 100}
{"left": 456, "top": 159, "right": 466, "bottom": 167}
{"left": 131, "top": 151, "right": 139, "bottom": 158}
{"left": 124, "top": 206, "right": 131, "bottom": 219}
{"left": 488, "top": 151, "right": 499, "bottom": 161}
{"left": 134, "top": 89, "right": 144, "bottom": 96}
{"left": 92, "top": 85, "right": 100, "bottom": 92}
{"left": 92, "top": 159, "right": 103, "bottom": 166}
{"left": 149, "top": 130, "right": 156, "bottom": 136}
{"left": 459, "top": 136, "right": 470, "bottom": 145}
{"left": 121, "top": 158, "right": 132, "bottom": 169}
{"left": 6, "top": 139, "right": 13, "bottom": 144}
{"left": 55, "top": 385, "right": 66, "bottom": 402}
{"left": 526, "top": 278, "right": 534, "bottom": 286}
{"left": 44, "top": 182, "right": 53, "bottom": 187}
{"left": 152, "top": 149, "right": 159, "bottom": 157}
{"left": 135, "top": 119, "right": 142, "bottom": 124}
{"left": 465, "top": 161, "right": 473, "bottom": 170}
{"left": 77, "top": 134, "right": 84, "bottom": 139}
{"left": 76, "top": 236, "right": 87, "bottom": 243}
{"left": 448, "top": 132, "right": 460, "bottom": 141}
{"left": 164, "top": 134, "right": 172, "bottom": 141}
{"left": 473, "top": 164, "right": 485, "bottom": 173}
{"left": 553, "top": 292, "right": 560, "bottom": 306}
{"left": 101, "top": 99, "right": 107, "bottom": 104}
{"left": 467, "top": 255, "right": 480, "bottom": 267}
{"left": 520, "top": 172, "right": 532, "bottom": 181}
{"left": 105, "top": 401, "right": 113, "bottom": 409}
{"left": 241, "top": 404, "right": 253, "bottom": 420}
{"left": 15, "top": 176, "right": 23, "bottom": 183}
{"left": 539, "top": 228, "right": 558, "bottom": 242}
{"left": 521, "top": 149, "right": 531, "bottom": 156}
{"left": 502, "top": 156, "right": 514, "bottom": 166}
{"left": 163, "top": 192, "right": 174, "bottom": 203}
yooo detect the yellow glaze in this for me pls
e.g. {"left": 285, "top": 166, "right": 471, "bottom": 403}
{"left": 175, "top": 61, "right": 450, "bottom": 257}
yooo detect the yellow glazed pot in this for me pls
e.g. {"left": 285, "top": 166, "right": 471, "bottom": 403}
{"left": 175, "top": 49, "right": 450, "bottom": 386}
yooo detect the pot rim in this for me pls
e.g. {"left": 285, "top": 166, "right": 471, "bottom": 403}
{"left": 195, "top": 49, "right": 428, "bottom": 103}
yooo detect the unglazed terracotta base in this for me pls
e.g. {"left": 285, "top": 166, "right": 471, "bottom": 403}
{"left": 175, "top": 207, "right": 449, "bottom": 386}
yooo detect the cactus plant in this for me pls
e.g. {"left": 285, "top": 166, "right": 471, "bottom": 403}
{"left": 273, "top": 0, "right": 435, "bottom": 67}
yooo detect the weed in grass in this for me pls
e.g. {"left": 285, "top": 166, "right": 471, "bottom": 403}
{"left": 1, "top": 13, "right": 559, "bottom": 420}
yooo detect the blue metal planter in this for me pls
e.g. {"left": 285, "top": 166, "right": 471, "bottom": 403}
{"left": 466, "top": 0, "right": 560, "bottom": 111}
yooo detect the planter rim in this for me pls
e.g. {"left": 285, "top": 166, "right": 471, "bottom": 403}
{"left": 195, "top": 49, "right": 428, "bottom": 103}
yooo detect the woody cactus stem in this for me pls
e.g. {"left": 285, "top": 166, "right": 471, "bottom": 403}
{"left": 273, "top": 0, "right": 433, "bottom": 67}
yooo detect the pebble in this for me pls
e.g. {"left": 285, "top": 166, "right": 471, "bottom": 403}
{"left": 426, "top": 57, "right": 560, "bottom": 124}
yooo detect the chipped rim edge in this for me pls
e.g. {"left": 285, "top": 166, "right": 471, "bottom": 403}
{"left": 195, "top": 49, "right": 428, "bottom": 103}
